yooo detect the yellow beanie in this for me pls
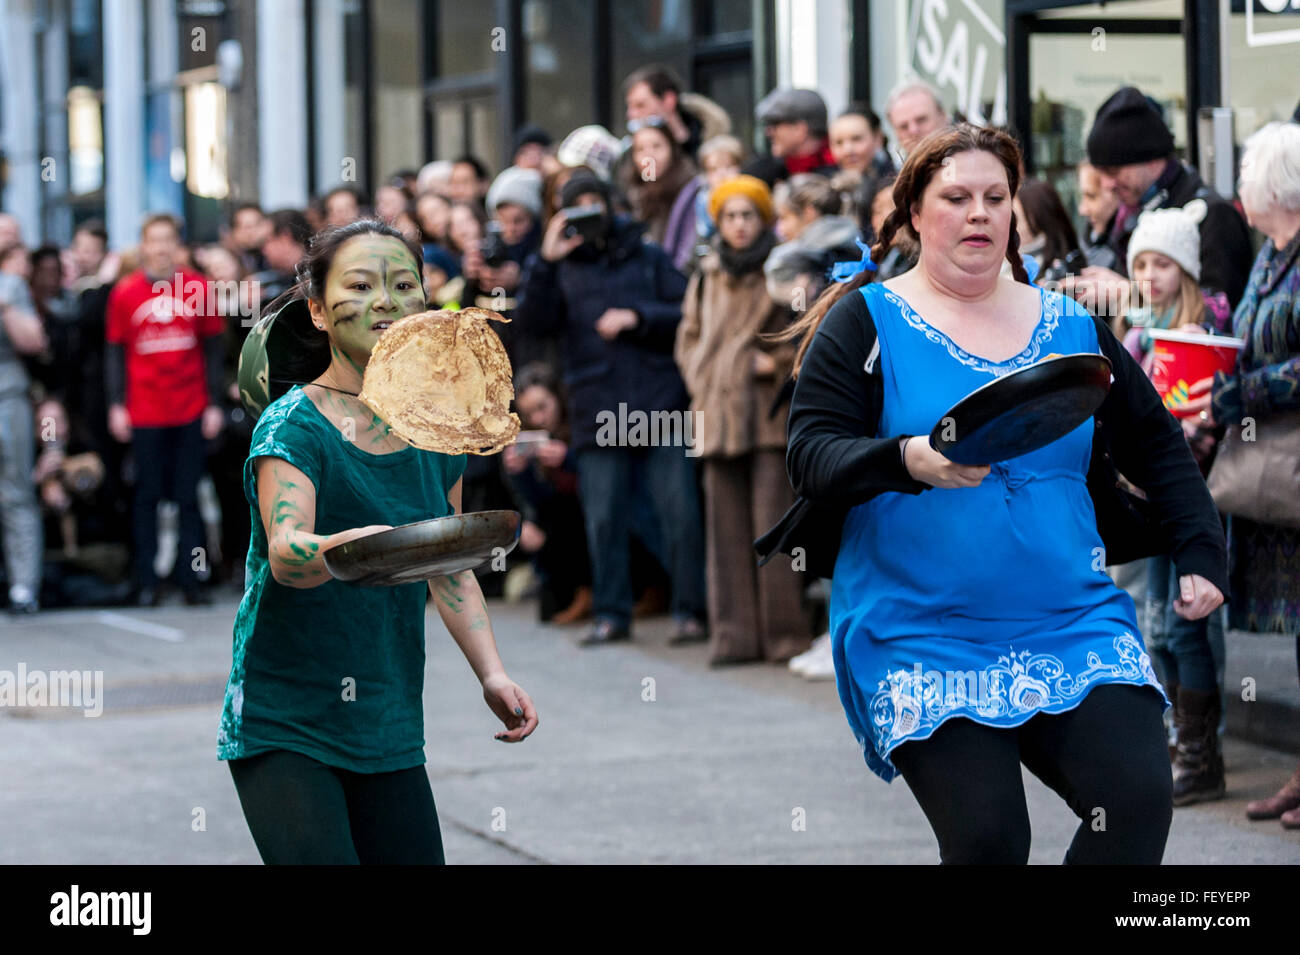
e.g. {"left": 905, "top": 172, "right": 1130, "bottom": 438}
{"left": 708, "top": 174, "right": 775, "bottom": 226}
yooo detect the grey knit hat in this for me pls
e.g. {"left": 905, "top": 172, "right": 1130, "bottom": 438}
{"left": 486, "top": 166, "right": 543, "bottom": 218}
{"left": 755, "top": 88, "right": 828, "bottom": 135}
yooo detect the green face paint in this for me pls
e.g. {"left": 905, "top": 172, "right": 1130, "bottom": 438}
{"left": 322, "top": 235, "right": 427, "bottom": 369}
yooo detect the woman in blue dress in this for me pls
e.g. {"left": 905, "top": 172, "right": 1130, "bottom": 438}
{"left": 778, "top": 125, "right": 1228, "bottom": 864}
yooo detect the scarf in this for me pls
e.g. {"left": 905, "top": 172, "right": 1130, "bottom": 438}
{"left": 785, "top": 140, "right": 837, "bottom": 176}
{"left": 716, "top": 230, "right": 778, "bottom": 277}
{"left": 1128, "top": 301, "right": 1179, "bottom": 354}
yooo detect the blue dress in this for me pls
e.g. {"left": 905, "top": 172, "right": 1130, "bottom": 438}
{"left": 830, "top": 281, "right": 1168, "bottom": 782}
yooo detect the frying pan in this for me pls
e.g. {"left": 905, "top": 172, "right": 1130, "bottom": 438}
{"left": 323, "top": 510, "right": 522, "bottom": 586}
{"left": 929, "top": 353, "right": 1112, "bottom": 466}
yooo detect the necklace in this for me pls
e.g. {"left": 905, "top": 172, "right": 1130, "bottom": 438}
{"left": 300, "top": 379, "right": 393, "bottom": 437}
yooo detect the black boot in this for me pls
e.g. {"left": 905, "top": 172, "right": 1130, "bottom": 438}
{"left": 1172, "top": 686, "right": 1225, "bottom": 806}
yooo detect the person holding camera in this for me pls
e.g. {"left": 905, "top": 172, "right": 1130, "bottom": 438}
{"left": 515, "top": 170, "right": 707, "bottom": 647}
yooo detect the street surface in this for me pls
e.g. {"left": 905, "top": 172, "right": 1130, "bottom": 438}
{"left": 2, "top": 594, "right": 1298, "bottom": 864}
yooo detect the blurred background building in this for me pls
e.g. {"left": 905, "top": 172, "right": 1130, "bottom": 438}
{"left": 1, "top": 0, "right": 1296, "bottom": 248}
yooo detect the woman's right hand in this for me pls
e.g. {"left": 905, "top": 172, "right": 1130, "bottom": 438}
{"left": 108, "top": 404, "right": 132, "bottom": 443}
{"left": 540, "top": 210, "right": 584, "bottom": 263}
{"left": 328, "top": 524, "right": 392, "bottom": 548}
{"left": 534, "top": 438, "right": 568, "bottom": 469}
{"left": 902, "top": 436, "right": 990, "bottom": 488}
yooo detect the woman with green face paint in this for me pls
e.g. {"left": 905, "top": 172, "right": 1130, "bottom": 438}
{"left": 218, "top": 219, "right": 539, "bottom": 864}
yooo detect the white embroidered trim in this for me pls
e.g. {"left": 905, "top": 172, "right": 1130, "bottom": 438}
{"left": 868, "top": 632, "right": 1159, "bottom": 751}
{"left": 881, "top": 286, "right": 1061, "bottom": 375}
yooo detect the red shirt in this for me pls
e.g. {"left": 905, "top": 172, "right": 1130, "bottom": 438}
{"left": 106, "top": 268, "right": 224, "bottom": 427}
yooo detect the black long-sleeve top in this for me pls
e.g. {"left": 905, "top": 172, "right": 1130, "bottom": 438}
{"left": 756, "top": 285, "right": 1229, "bottom": 596}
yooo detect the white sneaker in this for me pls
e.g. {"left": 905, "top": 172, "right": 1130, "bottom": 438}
{"left": 789, "top": 632, "right": 830, "bottom": 674}
{"left": 800, "top": 637, "right": 836, "bottom": 681}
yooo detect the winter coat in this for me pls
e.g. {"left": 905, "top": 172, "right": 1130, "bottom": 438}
{"left": 678, "top": 92, "right": 732, "bottom": 161}
{"left": 1107, "top": 161, "right": 1254, "bottom": 308}
{"left": 675, "top": 249, "right": 795, "bottom": 458}
{"left": 514, "top": 215, "right": 691, "bottom": 453}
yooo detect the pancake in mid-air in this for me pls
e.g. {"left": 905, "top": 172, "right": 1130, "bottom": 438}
{"left": 359, "top": 308, "right": 521, "bottom": 455}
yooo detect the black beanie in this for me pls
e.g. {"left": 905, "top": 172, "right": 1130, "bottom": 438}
{"left": 560, "top": 170, "right": 611, "bottom": 208}
{"left": 512, "top": 123, "right": 552, "bottom": 156}
{"left": 1086, "top": 87, "right": 1175, "bottom": 167}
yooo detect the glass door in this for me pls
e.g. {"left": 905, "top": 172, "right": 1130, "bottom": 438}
{"left": 1018, "top": 1, "right": 1187, "bottom": 224}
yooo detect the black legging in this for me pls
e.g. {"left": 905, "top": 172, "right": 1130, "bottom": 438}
{"left": 228, "top": 750, "right": 445, "bottom": 864}
{"left": 889, "top": 684, "right": 1173, "bottom": 865}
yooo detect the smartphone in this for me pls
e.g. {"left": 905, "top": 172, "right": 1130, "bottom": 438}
{"left": 513, "top": 430, "right": 550, "bottom": 458}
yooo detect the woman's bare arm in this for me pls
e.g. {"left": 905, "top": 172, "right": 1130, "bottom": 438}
{"left": 256, "top": 456, "right": 387, "bottom": 588}
{"left": 430, "top": 477, "right": 538, "bottom": 741}
{"left": 429, "top": 477, "right": 507, "bottom": 680}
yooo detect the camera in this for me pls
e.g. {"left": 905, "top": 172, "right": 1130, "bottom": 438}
{"left": 1040, "top": 248, "right": 1087, "bottom": 284}
{"left": 561, "top": 206, "right": 606, "bottom": 244}
{"left": 481, "top": 221, "right": 509, "bottom": 268}
{"left": 1062, "top": 249, "right": 1087, "bottom": 277}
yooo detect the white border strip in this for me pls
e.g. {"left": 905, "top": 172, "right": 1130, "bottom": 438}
{"left": 1247, "top": 2, "right": 1300, "bottom": 47}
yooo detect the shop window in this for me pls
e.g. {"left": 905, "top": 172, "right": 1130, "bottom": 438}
{"left": 372, "top": 0, "right": 424, "bottom": 183}
{"left": 1226, "top": 5, "right": 1300, "bottom": 141}
{"left": 434, "top": 1, "right": 500, "bottom": 76}
{"left": 522, "top": 0, "right": 596, "bottom": 145}
{"left": 696, "top": 61, "right": 754, "bottom": 157}
{"left": 610, "top": 0, "right": 692, "bottom": 130}
{"left": 1029, "top": 31, "right": 1185, "bottom": 218}
{"left": 701, "top": 0, "right": 751, "bottom": 36}
{"left": 67, "top": 85, "right": 104, "bottom": 196}
{"left": 68, "top": 0, "right": 103, "bottom": 88}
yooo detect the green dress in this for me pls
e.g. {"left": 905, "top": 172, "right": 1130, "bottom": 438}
{"left": 217, "top": 386, "right": 467, "bottom": 772}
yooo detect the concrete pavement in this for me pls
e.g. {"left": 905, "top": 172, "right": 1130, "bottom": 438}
{"left": 1, "top": 594, "right": 1297, "bottom": 864}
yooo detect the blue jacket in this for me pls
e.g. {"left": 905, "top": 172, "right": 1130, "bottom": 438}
{"left": 515, "top": 215, "right": 690, "bottom": 452}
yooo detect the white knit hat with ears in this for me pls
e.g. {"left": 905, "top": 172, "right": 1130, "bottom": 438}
{"left": 1127, "top": 198, "right": 1208, "bottom": 282}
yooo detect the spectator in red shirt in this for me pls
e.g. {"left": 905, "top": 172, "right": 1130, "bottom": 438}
{"left": 106, "top": 213, "right": 225, "bottom": 606}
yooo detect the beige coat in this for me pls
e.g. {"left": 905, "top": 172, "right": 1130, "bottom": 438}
{"left": 675, "top": 251, "right": 796, "bottom": 458}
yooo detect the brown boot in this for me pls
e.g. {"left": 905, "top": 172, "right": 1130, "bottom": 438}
{"left": 1245, "top": 765, "right": 1300, "bottom": 820}
{"left": 550, "top": 586, "right": 592, "bottom": 625}
{"left": 1171, "top": 687, "right": 1225, "bottom": 806}
{"left": 632, "top": 584, "right": 668, "bottom": 619}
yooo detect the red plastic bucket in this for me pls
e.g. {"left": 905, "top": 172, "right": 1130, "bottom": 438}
{"left": 1147, "top": 329, "right": 1245, "bottom": 417}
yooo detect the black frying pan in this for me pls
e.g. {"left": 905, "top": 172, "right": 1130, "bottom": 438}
{"left": 929, "top": 353, "right": 1112, "bottom": 466}
{"left": 322, "top": 510, "right": 522, "bottom": 586}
